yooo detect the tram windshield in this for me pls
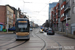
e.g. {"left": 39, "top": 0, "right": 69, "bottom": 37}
{"left": 18, "top": 23, "right": 27, "bottom": 28}
{"left": 16, "top": 20, "right": 29, "bottom": 32}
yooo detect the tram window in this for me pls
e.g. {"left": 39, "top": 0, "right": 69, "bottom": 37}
{"left": 18, "top": 24, "right": 27, "bottom": 28}
{"left": 18, "top": 28, "right": 28, "bottom": 32}
{"left": 20, "top": 28, "right": 23, "bottom": 32}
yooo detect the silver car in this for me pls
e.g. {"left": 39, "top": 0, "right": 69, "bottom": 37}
{"left": 30, "top": 28, "right": 33, "bottom": 31}
{"left": 47, "top": 28, "right": 55, "bottom": 35}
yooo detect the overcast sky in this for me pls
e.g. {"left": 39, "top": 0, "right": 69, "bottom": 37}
{"left": 0, "top": 0, "right": 59, "bottom": 25}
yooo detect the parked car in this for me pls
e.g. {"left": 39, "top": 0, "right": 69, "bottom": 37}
{"left": 39, "top": 29, "right": 44, "bottom": 33}
{"left": 47, "top": 28, "right": 55, "bottom": 35}
{"left": 8, "top": 27, "right": 16, "bottom": 31}
{"left": 30, "top": 28, "right": 33, "bottom": 31}
{"left": 44, "top": 28, "right": 48, "bottom": 32}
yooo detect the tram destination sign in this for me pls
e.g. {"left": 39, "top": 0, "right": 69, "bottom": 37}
{"left": 18, "top": 21, "right": 27, "bottom": 23}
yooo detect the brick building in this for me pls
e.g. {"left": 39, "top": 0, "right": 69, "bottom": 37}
{"left": 0, "top": 6, "right": 6, "bottom": 28}
{"left": 0, "top": 5, "right": 14, "bottom": 29}
{"left": 59, "top": 0, "right": 71, "bottom": 34}
{"left": 0, "top": 5, "right": 21, "bottom": 29}
{"left": 51, "top": 0, "right": 75, "bottom": 35}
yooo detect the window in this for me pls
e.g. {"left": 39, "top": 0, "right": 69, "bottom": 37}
{"left": 7, "top": 17, "right": 9, "bottom": 22}
{"left": 61, "top": 13, "right": 64, "bottom": 17}
{"left": 7, "top": 11, "right": 9, "bottom": 14}
{"left": 58, "top": 6, "right": 60, "bottom": 9}
{"left": 56, "top": 7, "right": 58, "bottom": 9}
{"left": 58, "top": 18, "right": 60, "bottom": 23}
{"left": 61, "top": 5, "right": 64, "bottom": 10}
{"left": 56, "top": 13, "right": 58, "bottom": 15}
{"left": 72, "top": 6, "right": 75, "bottom": 13}
{"left": 53, "top": 15, "right": 54, "bottom": 16}
{"left": 11, "top": 20, "right": 13, "bottom": 23}
{"left": 18, "top": 13, "right": 19, "bottom": 16}
{"left": 72, "top": 0, "right": 75, "bottom": 5}
{"left": 11, "top": 14, "right": 13, "bottom": 17}
{"left": 53, "top": 19, "right": 54, "bottom": 21}
{"left": 74, "top": 0, "right": 75, "bottom": 3}
{"left": 56, "top": 19, "right": 58, "bottom": 21}
{"left": 63, "top": 0, "right": 66, "bottom": 2}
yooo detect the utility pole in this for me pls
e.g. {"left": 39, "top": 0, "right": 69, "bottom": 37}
{"left": 66, "top": 15, "right": 68, "bottom": 35}
{"left": 7, "top": 17, "right": 9, "bottom": 33}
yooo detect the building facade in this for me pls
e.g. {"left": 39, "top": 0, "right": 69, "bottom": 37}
{"left": 30, "top": 21, "right": 35, "bottom": 28}
{"left": 6, "top": 5, "right": 14, "bottom": 29}
{"left": 59, "top": 0, "right": 71, "bottom": 34}
{"left": 69, "top": 0, "right": 75, "bottom": 35}
{"left": 51, "top": 0, "right": 75, "bottom": 35}
{"left": 49, "top": 2, "right": 57, "bottom": 26}
{"left": 0, "top": 5, "right": 14, "bottom": 29}
{"left": 0, "top": 6, "right": 6, "bottom": 28}
{"left": 49, "top": 8, "right": 53, "bottom": 27}
{"left": 0, "top": 5, "right": 21, "bottom": 29}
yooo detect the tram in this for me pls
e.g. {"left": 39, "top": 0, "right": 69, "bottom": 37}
{"left": 15, "top": 18, "right": 30, "bottom": 40}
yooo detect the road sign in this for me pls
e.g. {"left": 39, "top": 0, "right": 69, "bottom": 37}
{"left": 66, "top": 23, "right": 69, "bottom": 26}
{"left": 66, "top": 28, "right": 68, "bottom": 30}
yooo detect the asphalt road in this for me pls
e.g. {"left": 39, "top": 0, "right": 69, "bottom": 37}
{"left": 0, "top": 28, "right": 75, "bottom": 50}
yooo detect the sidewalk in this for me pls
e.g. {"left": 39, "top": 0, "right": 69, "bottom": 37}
{"left": 55, "top": 31, "right": 75, "bottom": 39}
{"left": 0, "top": 32, "right": 14, "bottom": 34}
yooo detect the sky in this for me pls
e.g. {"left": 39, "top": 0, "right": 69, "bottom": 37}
{"left": 0, "top": 0, "right": 59, "bottom": 25}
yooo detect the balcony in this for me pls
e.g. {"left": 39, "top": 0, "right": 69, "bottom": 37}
{"left": 64, "top": 2, "right": 70, "bottom": 12}
{"left": 64, "top": 13, "right": 70, "bottom": 20}
{"left": 60, "top": 16, "right": 65, "bottom": 22}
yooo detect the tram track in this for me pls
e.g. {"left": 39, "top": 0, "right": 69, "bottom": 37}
{"left": 34, "top": 28, "right": 62, "bottom": 50}
{"left": 6, "top": 41, "right": 26, "bottom": 50}
{"left": 0, "top": 39, "right": 28, "bottom": 50}
{"left": 0, "top": 40, "right": 26, "bottom": 50}
{"left": 33, "top": 28, "right": 46, "bottom": 50}
{"left": 0, "top": 40, "right": 16, "bottom": 47}
{"left": 0, "top": 37, "right": 16, "bottom": 47}
{"left": 6, "top": 28, "right": 44, "bottom": 50}
{"left": 0, "top": 34, "right": 26, "bottom": 50}
{"left": 0, "top": 34, "right": 16, "bottom": 47}
{"left": 0, "top": 28, "right": 62, "bottom": 50}
{"left": 43, "top": 33, "right": 62, "bottom": 50}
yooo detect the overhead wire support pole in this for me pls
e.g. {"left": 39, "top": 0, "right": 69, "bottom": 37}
{"left": 66, "top": 15, "right": 68, "bottom": 35}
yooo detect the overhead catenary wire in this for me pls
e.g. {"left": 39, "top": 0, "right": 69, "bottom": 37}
{"left": 22, "top": 0, "right": 51, "bottom": 25}
{"left": 22, "top": 0, "right": 52, "bottom": 14}
{"left": 34, "top": 0, "right": 51, "bottom": 13}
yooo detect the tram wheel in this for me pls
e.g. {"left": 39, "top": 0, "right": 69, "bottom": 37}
{"left": 26, "top": 38, "right": 30, "bottom": 41}
{"left": 16, "top": 39, "right": 19, "bottom": 41}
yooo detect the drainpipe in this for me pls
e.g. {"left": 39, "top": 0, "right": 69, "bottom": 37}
{"left": 66, "top": 15, "right": 68, "bottom": 35}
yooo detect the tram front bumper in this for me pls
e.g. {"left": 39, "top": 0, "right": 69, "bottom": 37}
{"left": 16, "top": 35, "right": 30, "bottom": 39}
{"left": 16, "top": 32, "right": 29, "bottom": 36}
